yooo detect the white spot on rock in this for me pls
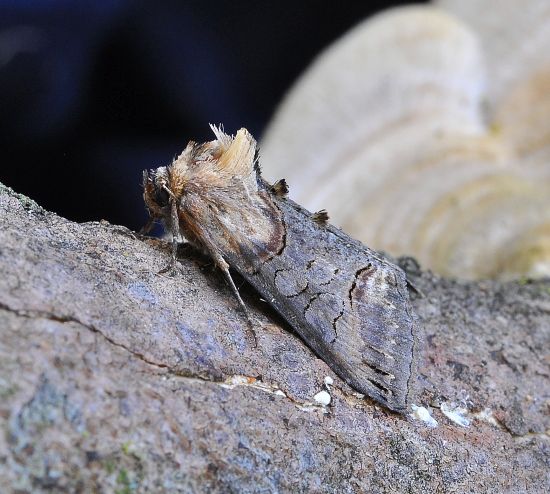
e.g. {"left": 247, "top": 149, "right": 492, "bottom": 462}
{"left": 410, "top": 404, "right": 438, "bottom": 427}
{"left": 324, "top": 376, "right": 334, "bottom": 387}
{"left": 472, "top": 407, "right": 499, "bottom": 427}
{"left": 314, "top": 390, "right": 331, "bottom": 406}
{"left": 441, "top": 402, "right": 470, "bottom": 427}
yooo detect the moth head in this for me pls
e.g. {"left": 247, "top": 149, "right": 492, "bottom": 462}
{"left": 143, "top": 166, "right": 171, "bottom": 218}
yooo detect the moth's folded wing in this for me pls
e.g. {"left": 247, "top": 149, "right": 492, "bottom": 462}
{"left": 333, "top": 263, "right": 415, "bottom": 411}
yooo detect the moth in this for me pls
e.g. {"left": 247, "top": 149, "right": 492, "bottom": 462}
{"left": 143, "top": 126, "right": 417, "bottom": 412}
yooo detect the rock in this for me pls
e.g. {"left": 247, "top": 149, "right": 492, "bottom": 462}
{"left": 260, "top": 2, "right": 550, "bottom": 280}
{"left": 0, "top": 182, "right": 549, "bottom": 493}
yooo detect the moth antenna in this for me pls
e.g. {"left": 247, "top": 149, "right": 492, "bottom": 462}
{"left": 312, "top": 209, "right": 329, "bottom": 226}
{"left": 271, "top": 179, "right": 289, "bottom": 197}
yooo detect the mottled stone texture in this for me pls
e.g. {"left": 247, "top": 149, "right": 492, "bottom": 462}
{"left": 0, "top": 183, "right": 549, "bottom": 493}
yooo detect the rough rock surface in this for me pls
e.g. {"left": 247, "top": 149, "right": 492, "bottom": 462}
{"left": 0, "top": 183, "right": 549, "bottom": 493}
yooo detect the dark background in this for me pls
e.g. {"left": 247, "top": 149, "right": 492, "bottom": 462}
{"left": 1, "top": 1, "right": 418, "bottom": 231}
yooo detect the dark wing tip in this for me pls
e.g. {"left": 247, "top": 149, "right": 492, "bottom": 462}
{"left": 271, "top": 178, "right": 289, "bottom": 197}
{"left": 312, "top": 209, "right": 329, "bottom": 226}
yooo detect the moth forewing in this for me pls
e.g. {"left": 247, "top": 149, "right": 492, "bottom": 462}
{"left": 231, "top": 193, "right": 416, "bottom": 412}
{"left": 143, "top": 126, "right": 417, "bottom": 413}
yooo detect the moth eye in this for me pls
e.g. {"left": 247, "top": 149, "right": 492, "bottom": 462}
{"left": 154, "top": 187, "right": 170, "bottom": 207}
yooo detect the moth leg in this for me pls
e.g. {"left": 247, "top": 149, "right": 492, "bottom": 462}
{"left": 406, "top": 279, "right": 425, "bottom": 298}
{"left": 218, "top": 258, "right": 252, "bottom": 316}
{"left": 204, "top": 246, "right": 257, "bottom": 345}
{"left": 159, "top": 194, "right": 183, "bottom": 276}
{"left": 139, "top": 216, "right": 155, "bottom": 236}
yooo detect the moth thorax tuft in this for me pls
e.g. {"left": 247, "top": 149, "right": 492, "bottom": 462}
{"left": 312, "top": 209, "right": 329, "bottom": 226}
{"left": 271, "top": 179, "right": 289, "bottom": 197}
